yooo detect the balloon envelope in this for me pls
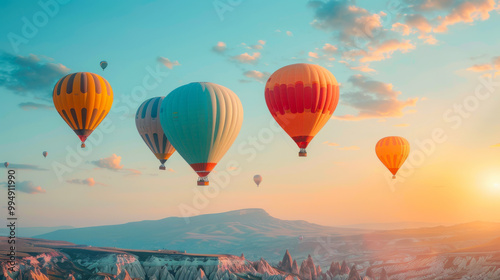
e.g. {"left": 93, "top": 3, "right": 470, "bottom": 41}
{"left": 265, "top": 63, "right": 339, "bottom": 157}
{"left": 136, "top": 97, "right": 175, "bottom": 170}
{"left": 375, "top": 136, "right": 410, "bottom": 179}
{"left": 43, "top": 151, "right": 48, "bottom": 158}
{"left": 100, "top": 61, "right": 108, "bottom": 70}
{"left": 53, "top": 72, "right": 113, "bottom": 148}
{"left": 4, "top": 162, "right": 8, "bottom": 168}
{"left": 160, "top": 82, "right": 243, "bottom": 185}
{"left": 253, "top": 175, "right": 262, "bottom": 186}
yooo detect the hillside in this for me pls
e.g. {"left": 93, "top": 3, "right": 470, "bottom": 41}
{"left": 36, "top": 208, "right": 365, "bottom": 262}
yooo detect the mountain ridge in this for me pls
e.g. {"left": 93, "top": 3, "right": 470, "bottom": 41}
{"left": 34, "top": 208, "right": 500, "bottom": 267}
{"left": 35, "top": 208, "right": 365, "bottom": 262}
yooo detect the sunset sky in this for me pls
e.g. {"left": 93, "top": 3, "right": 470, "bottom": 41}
{"left": 1, "top": 0, "right": 500, "bottom": 228}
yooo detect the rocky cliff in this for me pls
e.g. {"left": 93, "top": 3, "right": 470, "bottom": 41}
{"left": 2, "top": 237, "right": 500, "bottom": 280}
{"left": 0, "top": 238, "right": 294, "bottom": 280}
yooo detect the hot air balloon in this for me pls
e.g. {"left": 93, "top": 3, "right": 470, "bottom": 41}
{"left": 100, "top": 61, "right": 108, "bottom": 71}
{"left": 4, "top": 162, "right": 8, "bottom": 168}
{"left": 43, "top": 151, "right": 48, "bottom": 158}
{"left": 298, "top": 235, "right": 304, "bottom": 241}
{"left": 254, "top": 175, "right": 262, "bottom": 187}
{"left": 160, "top": 82, "right": 243, "bottom": 186}
{"left": 265, "top": 63, "right": 339, "bottom": 157}
{"left": 136, "top": 97, "right": 176, "bottom": 170}
{"left": 375, "top": 136, "right": 410, "bottom": 179}
{"left": 53, "top": 72, "right": 113, "bottom": 148}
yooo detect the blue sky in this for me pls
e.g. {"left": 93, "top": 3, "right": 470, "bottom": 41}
{"left": 1, "top": 0, "right": 500, "bottom": 227}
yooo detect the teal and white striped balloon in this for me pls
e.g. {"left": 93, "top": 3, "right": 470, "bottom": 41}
{"left": 160, "top": 82, "right": 244, "bottom": 185}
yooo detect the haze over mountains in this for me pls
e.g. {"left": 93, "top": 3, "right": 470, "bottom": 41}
{"left": 33, "top": 208, "right": 500, "bottom": 269}
{"left": 339, "top": 222, "right": 447, "bottom": 231}
{"left": 35, "top": 208, "right": 365, "bottom": 262}
{"left": 0, "top": 226, "right": 74, "bottom": 238}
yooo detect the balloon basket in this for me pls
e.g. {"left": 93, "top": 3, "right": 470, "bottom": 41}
{"left": 81, "top": 143, "right": 86, "bottom": 148}
{"left": 159, "top": 165, "right": 166, "bottom": 170}
{"left": 299, "top": 148, "right": 307, "bottom": 157}
{"left": 392, "top": 175, "right": 396, "bottom": 179}
{"left": 197, "top": 176, "right": 209, "bottom": 186}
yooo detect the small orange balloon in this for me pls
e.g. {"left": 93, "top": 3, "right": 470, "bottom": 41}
{"left": 375, "top": 136, "right": 410, "bottom": 179}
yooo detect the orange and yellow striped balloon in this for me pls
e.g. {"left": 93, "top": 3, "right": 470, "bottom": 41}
{"left": 375, "top": 136, "right": 410, "bottom": 179}
{"left": 52, "top": 72, "right": 113, "bottom": 148}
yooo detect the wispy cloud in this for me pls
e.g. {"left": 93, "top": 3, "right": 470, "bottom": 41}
{"left": 243, "top": 70, "right": 271, "bottom": 83}
{"left": 344, "top": 39, "right": 416, "bottom": 63}
{"left": 393, "top": 0, "right": 497, "bottom": 34}
{"left": 391, "top": 22, "right": 411, "bottom": 36}
{"left": 92, "top": 154, "right": 141, "bottom": 176}
{"left": 322, "top": 141, "right": 340, "bottom": 146}
{"left": 212, "top": 41, "right": 227, "bottom": 53}
{"left": 309, "top": 52, "right": 319, "bottom": 58}
{"left": 334, "top": 74, "right": 418, "bottom": 121}
{"left": 0, "top": 53, "right": 69, "bottom": 98}
{"left": 2, "top": 163, "right": 48, "bottom": 171}
{"left": 406, "top": 14, "right": 433, "bottom": 34}
{"left": 467, "top": 64, "right": 493, "bottom": 72}
{"left": 338, "top": 146, "right": 361, "bottom": 151}
{"left": 466, "top": 56, "right": 500, "bottom": 75}
{"left": 309, "top": 0, "right": 385, "bottom": 45}
{"left": 92, "top": 154, "right": 123, "bottom": 170}
{"left": 494, "top": 56, "right": 500, "bottom": 69}
{"left": 1, "top": 181, "right": 46, "bottom": 194}
{"left": 433, "top": 0, "right": 497, "bottom": 33}
{"left": 67, "top": 177, "right": 106, "bottom": 187}
{"left": 308, "top": 0, "right": 496, "bottom": 70}
{"left": 232, "top": 52, "right": 261, "bottom": 64}
{"left": 393, "top": 123, "right": 410, "bottom": 127}
{"left": 18, "top": 102, "right": 53, "bottom": 110}
{"left": 350, "top": 64, "right": 376, "bottom": 73}
{"left": 322, "top": 43, "right": 338, "bottom": 53}
{"left": 251, "top": 40, "right": 266, "bottom": 50}
{"left": 157, "top": 57, "right": 180, "bottom": 69}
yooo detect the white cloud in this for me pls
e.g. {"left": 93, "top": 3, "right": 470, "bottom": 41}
{"left": 212, "top": 41, "right": 227, "bottom": 53}
{"left": 232, "top": 52, "right": 261, "bottom": 64}
{"left": 157, "top": 57, "right": 180, "bottom": 69}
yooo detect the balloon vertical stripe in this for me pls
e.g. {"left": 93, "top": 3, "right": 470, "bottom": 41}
{"left": 265, "top": 63, "right": 339, "bottom": 156}
{"left": 160, "top": 82, "right": 243, "bottom": 185}
{"left": 376, "top": 136, "right": 410, "bottom": 178}
{"left": 136, "top": 97, "right": 175, "bottom": 170}
{"left": 53, "top": 72, "right": 113, "bottom": 147}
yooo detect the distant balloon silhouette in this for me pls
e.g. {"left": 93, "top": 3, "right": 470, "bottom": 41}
{"left": 4, "top": 162, "right": 8, "bottom": 168}
{"left": 265, "top": 63, "right": 339, "bottom": 157}
{"left": 53, "top": 72, "right": 114, "bottom": 148}
{"left": 375, "top": 136, "right": 410, "bottom": 179}
{"left": 136, "top": 97, "right": 175, "bottom": 170}
{"left": 100, "top": 61, "right": 108, "bottom": 70}
{"left": 298, "top": 235, "right": 303, "bottom": 241}
{"left": 160, "top": 82, "right": 244, "bottom": 186}
{"left": 43, "top": 151, "right": 48, "bottom": 158}
{"left": 253, "top": 175, "right": 262, "bottom": 187}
